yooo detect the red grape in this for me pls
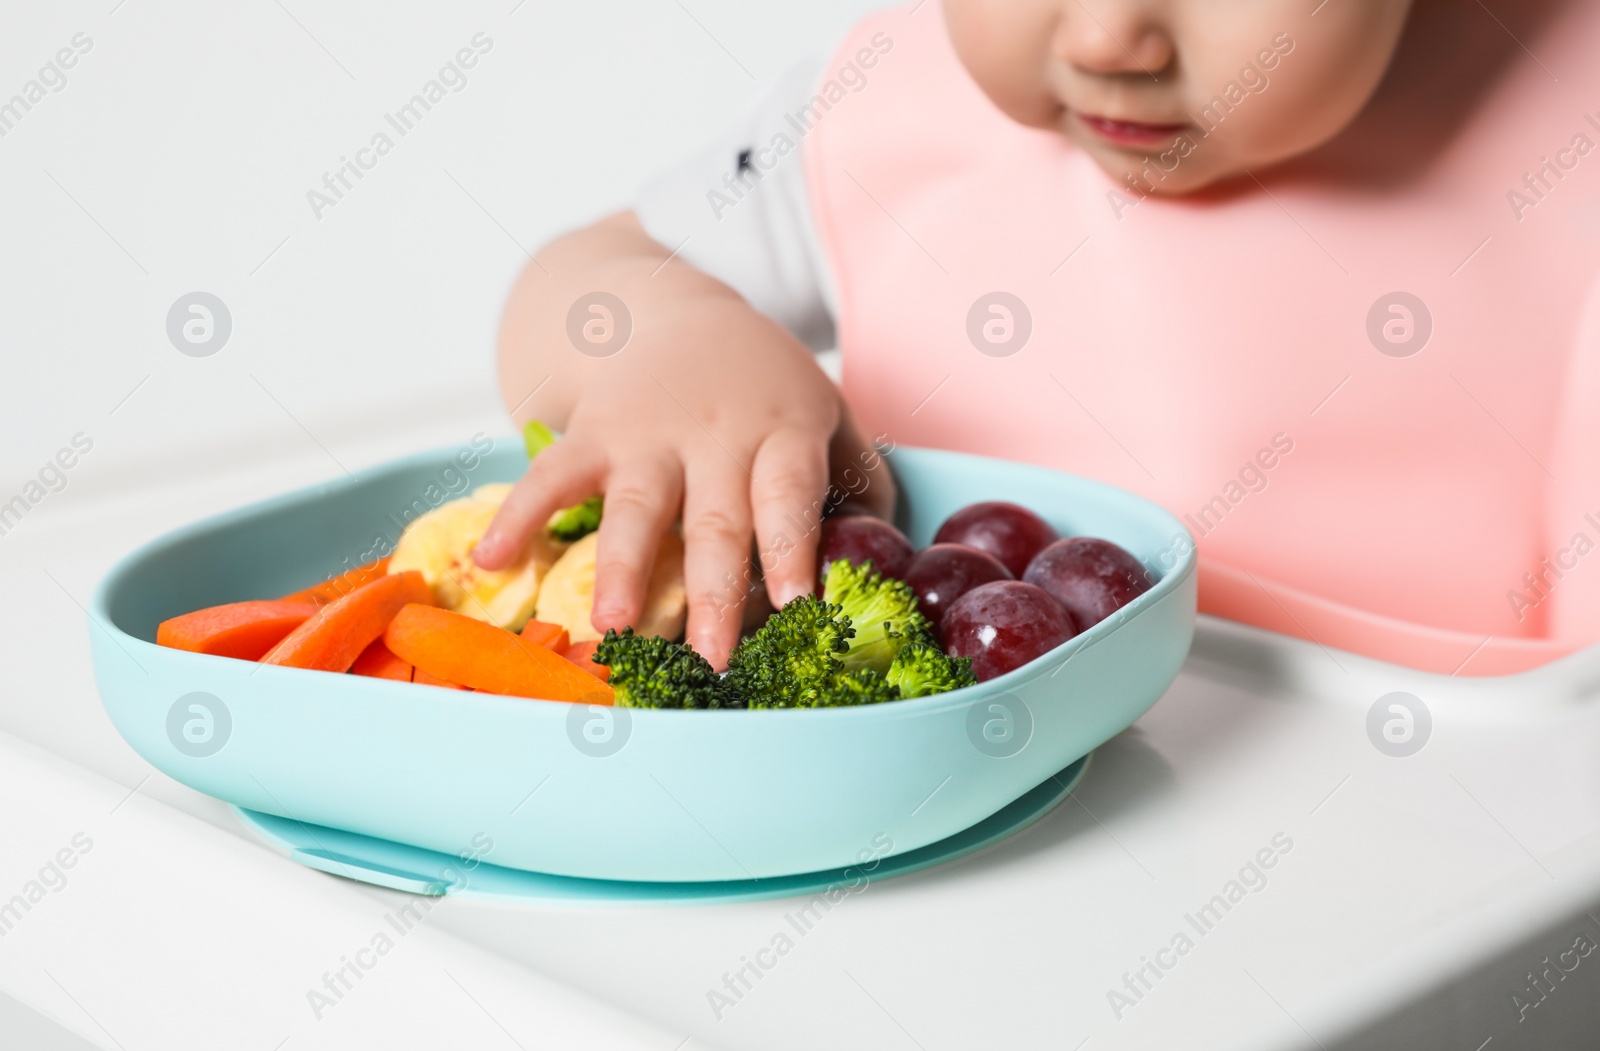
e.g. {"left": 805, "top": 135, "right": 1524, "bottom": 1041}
{"left": 903, "top": 543, "right": 1013, "bottom": 637}
{"left": 941, "top": 581, "right": 1078, "bottom": 681}
{"left": 1023, "top": 538, "right": 1152, "bottom": 629}
{"left": 816, "top": 515, "right": 914, "bottom": 590}
{"left": 932, "top": 502, "right": 1057, "bottom": 577}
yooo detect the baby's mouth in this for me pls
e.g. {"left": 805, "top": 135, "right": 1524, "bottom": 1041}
{"left": 1072, "top": 111, "right": 1191, "bottom": 148}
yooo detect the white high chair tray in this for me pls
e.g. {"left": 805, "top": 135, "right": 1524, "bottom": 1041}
{"left": 4, "top": 437, "right": 1599, "bottom": 1051}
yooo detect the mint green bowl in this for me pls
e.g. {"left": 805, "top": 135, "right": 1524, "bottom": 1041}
{"left": 89, "top": 442, "right": 1196, "bottom": 882}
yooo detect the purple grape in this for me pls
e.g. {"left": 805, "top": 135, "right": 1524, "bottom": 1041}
{"left": 1023, "top": 538, "right": 1152, "bottom": 629}
{"left": 933, "top": 502, "right": 1057, "bottom": 577}
{"left": 941, "top": 581, "right": 1078, "bottom": 682}
{"left": 903, "top": 543, "right": 1013, "bottom": 638}
{"left": 816, "top": 515, "right": 914, "bottom": 590}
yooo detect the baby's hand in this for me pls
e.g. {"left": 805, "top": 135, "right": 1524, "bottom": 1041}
{"left": 473, "top": 214, "right": 890, "bottom": 668}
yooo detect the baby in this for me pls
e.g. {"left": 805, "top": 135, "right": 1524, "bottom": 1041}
{"left": 475, "top": 0, "right": 1600, "bottom": 675}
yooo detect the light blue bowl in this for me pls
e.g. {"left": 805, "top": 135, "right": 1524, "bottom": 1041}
{"left": 90, "top": 442, "right": 1196, "bottom": 882}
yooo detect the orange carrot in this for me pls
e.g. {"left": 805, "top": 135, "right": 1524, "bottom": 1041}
{"left": 385, "top": 604, "right": 614, "bottom": 704}
{"left": 157, "top": 600, "right": 321, "bottom": 661}
{"left": 412, "top": 667, "right": 466, "bottom": 690}
{"left": 519, "top": 619, "right": 570, "bottom": 652}
{"left": 280, "top": 557, "right": 392, "bottom": 606}
{"left": 350, "top": 638, "right": 413, "bottom": 681}
{"left": 561, "top": 639, "right": 609, "bottom": 681}
{"left": 263, "top": 571, "right": 432, "bottom": 673}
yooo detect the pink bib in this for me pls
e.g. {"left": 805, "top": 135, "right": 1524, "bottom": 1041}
{"left": 805, "top": 3, "right": 1600, "bottom": 675}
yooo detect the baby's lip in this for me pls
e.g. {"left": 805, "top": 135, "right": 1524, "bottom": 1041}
{"left": 1072, "top": 111, "right": 1192, "bottom": 147}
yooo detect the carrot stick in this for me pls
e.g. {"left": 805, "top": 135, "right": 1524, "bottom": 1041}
{"left": 263, "top": 571, "right": 432, "bottom": 673}
{"left": 157, "top": 600, "right": 321, "bottom": 661}
{"left": 412, "top": 667, "right": 466, "bottom": 690}
{"left": 385, "top": 604, "right": 614, "bottom": 704}
{"left": 280, "top": 557, "right": 392, "bottom": 606}
{"left": 561, "top": 639, "right": 609, "bottom": 681}
{"left": 519, "top": 619, "right": 570, "bottom": 652}
{"left": 350, "top": 638, "right": 413, "bottom": 681}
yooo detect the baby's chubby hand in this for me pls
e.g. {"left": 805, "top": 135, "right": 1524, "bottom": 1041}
{"left": 472, "top": 212, "right": 891, "bottom": 670}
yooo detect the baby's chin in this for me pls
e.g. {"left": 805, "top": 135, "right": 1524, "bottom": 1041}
{"left": 1070, "top": 132, "right": 1245, "bottom": 199}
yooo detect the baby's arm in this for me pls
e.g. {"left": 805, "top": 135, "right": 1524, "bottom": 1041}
{"left": 474, "top": 210, "right": 889, "bottom": 668}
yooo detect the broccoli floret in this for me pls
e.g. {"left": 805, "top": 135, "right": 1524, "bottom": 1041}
{"left": 830, "top": 666, "right": 903, "bottom": 706}
{"left": 822, "top": 559, "right": 929, "bottom": 674}
{"left": 887, "top": 637, "right": 977, "bottom": 698}
{"left": 546, "top": 495, "right": 603, "bottom": 542}
{"left": 593, "top": 628, "right": 744, "bottom": 709}
{"left": 521, "top": 421, "right": 605, "bottom": 541}
{"left": 726, "top": 595, "right": 854, "bottom": 709}
{"left": 726, "top": 594, "right": 909, "bottom": 708}
{"left": 522, "top": 419, "right": 558, "bottom": 458}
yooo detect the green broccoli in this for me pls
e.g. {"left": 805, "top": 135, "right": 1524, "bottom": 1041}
{"left": 724, "top": 593, "right": 908, "bottom": 708}
{"left": 829, "top": 666, "right": 903, "bottom": 706}
{"left": 520, "top": 420, "right": 604, "bottom": 541}
{"left": 726, "top": 594, "right": 854, "bottom": 708}
{"left": 521, "top": 419, "right": 558, "bottom": 458}
{"left": 546, "top": 495, "right": 603, "bottom": 542}
{"left": 887, "top": 637, "right": 977, "bottom": 698}
{"left": 822, "top": 559, "right": 930, "bottom": 674}
{"left": 593, "top": 628, "right": 744, "bottom": 709}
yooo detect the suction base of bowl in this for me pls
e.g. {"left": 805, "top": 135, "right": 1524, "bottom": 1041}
{"left": 233, "top": 753, "right": 1091, "bottom": 905}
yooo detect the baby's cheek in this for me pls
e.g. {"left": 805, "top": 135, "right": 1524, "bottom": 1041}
{"left": 942, "top": 0, "right": 1062, "bottom": 130}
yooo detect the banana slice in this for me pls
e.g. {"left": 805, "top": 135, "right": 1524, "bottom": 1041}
{"left": 471, "top": 482, "right": 514, "bottom": 504}
{"left": 536, "top": 529, "right": 687, "bottom": 642}
{"left": 388, "top": 489, "right": 561, "bottom": 631}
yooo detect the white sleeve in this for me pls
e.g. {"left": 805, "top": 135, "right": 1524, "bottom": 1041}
{"left": 634, "top": 54, "right": 838, "bottom": 352}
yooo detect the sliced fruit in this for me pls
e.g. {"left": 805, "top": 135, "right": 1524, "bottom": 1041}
{"left": 388, "top": 489, "right": 561, "bottom": 632}
{"left": 535, "top": 529, "right": 687, "bottom": 643}
{"left": 385, "top": 604, "right": 614, "bottom": 703}
{"left": 281, "top": 558, "right": 391, "bottom": 606}
{"left": 156, "top": 600, "right": 320, "bottom": 661}
{"left": 262, "top": 571, "right": 432, "bottom": 673}
{"left": 350, "top": 638, "right": 413, "bottom": 681}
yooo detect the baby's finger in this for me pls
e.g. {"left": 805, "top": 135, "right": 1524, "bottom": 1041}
{"left": 589, "top": 456, "right": 683, "bottom": 634}
{"left": 749, "top": 427, "right": 830, "bottom": 609}
{"left": 474, "top": 439, "right": 603, "bottom": 569}
{"left": 829, "top": 410, "right": 897, "bottom": 520}
{"left": 680, "top": 461, "right": 755, "bottom": 669}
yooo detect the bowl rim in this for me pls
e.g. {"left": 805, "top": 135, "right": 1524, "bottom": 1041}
{"left": 90, "top": 441, "right": 1198, "bottom": 723}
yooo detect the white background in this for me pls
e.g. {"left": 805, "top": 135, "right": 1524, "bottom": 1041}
{"left": 0, "top": 0, "right": 871, "bottom": 501}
